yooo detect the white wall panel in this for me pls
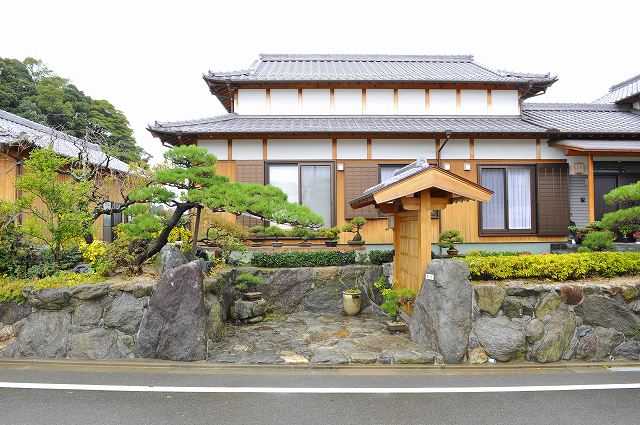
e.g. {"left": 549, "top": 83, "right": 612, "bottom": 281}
{"left": 302, "top": 89, "right": 330, "bottom": 115}
{"left": 540, "top": 139, "right": 567, "bottom": 159}
{"left": 365, "top": 89, "right": 394, "bottom": 115}
{"left": 371, "top": 139, "right": 436, "bottom": 159}
{"left": 334, "top": 89, "right": 362, "bottom": 114}
{"left": 198, "top": 139, "right": 228, "bottom": 160}
{"left": 439, "top": 139, "right": 470, "bottom": 159}
{"left": 232, "top": 139, "right": 263, "bottom": 160}
{"left": 429, "top": 89, "right": 457, "bottom": 115}
{"left": 491, "top": 90, "right": 520, "bottom": 115}
{"left": 237, "top": 89, "right": 266, "bottom": 115}
{"left": 267, "top": 139, "right": 332, "bottom": 160}
{"left": 337, "top": 139, "right": 367, "bottom": 159}
{"left": 397, "top": 89, "right": 425, "bottom": 115}
{"left": 460, "top": 90, "right": 487, "bottom": 115}
{"left": 474, "top": 139, "right": 537, "bottom": 159}
{"left": 270, "top": 89, "right": 298, "bottom": 115}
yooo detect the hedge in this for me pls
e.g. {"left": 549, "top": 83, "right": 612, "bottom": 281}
{"left": 251, "top": 250, "right": 357, "bottom": 268}
{"left": 368, "top": 250, "right": 394, "bottom": 265}
{"left": 460, "top": 252, "right": 640, "bottom": 281}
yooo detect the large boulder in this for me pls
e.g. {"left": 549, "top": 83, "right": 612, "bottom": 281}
{"left": 410, "top": 259, "right": 472, "bottom": 363}
{"left": 104, "top": 292, "right": 145, "bottom": 335}
{"left": 474, "top": 285, "right": 505, "bottom": 317}
{"left": 530, "top": 310, "right": 576, "bottom": 363}
{"left": 134, "top": 261, "right": 208, "bottom": 361}
{"left": 156, "top": 244, "right": 188, "bottom": 275}
{"left": 574, "top": 326, "right": 624, "bottom": 361}
{"left": 67, "top": 328, "right": 133, "bottom": 360}
{"left": 0, "top": 301, "right": 32, "bottom": 325}
{"left": 611, "top": 340, "right": 640, "bottom": 361}
{"left": 534, "top": 291, "right": 561, "bottom": 318}
{"left": 25, "top": 287, "right": 71, "bottom": 311}
{"left": 10, "top": 310, "right": 71, "bottom": 358}
{"left": 502, "top": 296, "right": 534, "bottom": 318}
{"left": 575, "top": 295, "right": 640, "bottom": 337}
{"left": 205, "top": 293, "right": 224, "bottom": 342}
{"left": 473, "top": 315, "right": 526, "bottom": 361}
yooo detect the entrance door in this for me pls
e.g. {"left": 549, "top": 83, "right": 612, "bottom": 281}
{"left": 594, "top": 176, "right": 618, "bottom": 220}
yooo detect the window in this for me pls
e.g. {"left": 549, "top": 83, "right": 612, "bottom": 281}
{"left": 267, "top": 163, "right": 334, "bottom": 227}
{"left": 102, "top": 201, "right": 126, "bottom": 243}
{"left": 379, "top": 164, "right": 407, "bottom": 182}
{"left": 479, "top": 166, "right": 535, "bottom": 233}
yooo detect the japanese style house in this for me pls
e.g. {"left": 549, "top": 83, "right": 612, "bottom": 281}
{"left": 148, "top": 54, "right": 640, "bottom": 252}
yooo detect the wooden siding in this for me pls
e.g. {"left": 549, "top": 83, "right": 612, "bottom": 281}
{"left": 395, "top": 213, "right": 419, "bottom": 291}
{"left": 0, "top": 152, "right": 17, "bottom": 202}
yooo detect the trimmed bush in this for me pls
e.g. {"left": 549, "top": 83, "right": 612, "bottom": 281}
{"left": 251, "top": 250, "right": 357, "bottom": 268}
{"left": 465, "top": 250, "right": 531, "bottom": 257}
{"left": 460, "top": 252, "right": 640, "bottom": 281}
{"left": 368, "top": 250, "right": 394, "bottom": 265}
{"left": 580, "top": 231, "right": 616, "bottom": 252}
{"left": 0, "top": 271, "right": 104, "bottom": 302}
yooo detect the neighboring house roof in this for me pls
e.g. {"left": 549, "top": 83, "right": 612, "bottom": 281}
{"left": 521, "top": 103, "right": 640, "bottom": 135}
{"left": 549, "top": 139, "right": 640, "bottom": 153}
{"left": 148, "top": 114, "right": 548, "bottom": 144}
{"left": 205, "top": 54, "right": 557, "bottom": 111}
{"left": 594, "top": 74, "right": 640, "bottom": 104}
{"left": 0, "top": 109, "right": 129, "bottom": 172}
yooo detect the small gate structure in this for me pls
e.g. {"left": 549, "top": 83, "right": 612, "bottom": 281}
{"left": 350, "top": 159, "right": 492, "bottom": 293}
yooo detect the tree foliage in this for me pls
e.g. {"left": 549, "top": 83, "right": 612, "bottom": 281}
{"left": 0, "top": 57, "right": 146, "bottom": 163}
{"left": 600, "top": 181, "right": 640, "bottom": 237}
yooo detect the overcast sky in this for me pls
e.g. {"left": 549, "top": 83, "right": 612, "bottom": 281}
{"left": 2, "top": 1, "right": 639, "bottom": 163}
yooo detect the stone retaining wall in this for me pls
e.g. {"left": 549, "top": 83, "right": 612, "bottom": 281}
{"left": 471, "top": 282, "right": 640, "bottom": 363}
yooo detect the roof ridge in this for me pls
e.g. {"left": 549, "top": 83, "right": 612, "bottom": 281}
{"left": 257, "top": 53, "right": 474, "bottom": 62}
{"left": 610, "top": 73, "right": 640, "bottom": 91}
{"left": 151, "top": 114, "right": 238, "bottom": 129}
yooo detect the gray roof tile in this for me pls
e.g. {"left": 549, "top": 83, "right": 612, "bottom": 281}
{"left": 521, "top": 103, "right": 640, "bottom": 134}
{"left": 594, "top": 74, "right": 640, "bottom": 104}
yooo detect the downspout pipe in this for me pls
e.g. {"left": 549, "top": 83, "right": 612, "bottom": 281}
{"left": 437, "top": 130, "right": 452, "bottom": 167}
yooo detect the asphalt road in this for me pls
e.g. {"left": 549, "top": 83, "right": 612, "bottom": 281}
{"left": 1, "top": 359, "right": 639, "bottom": 425}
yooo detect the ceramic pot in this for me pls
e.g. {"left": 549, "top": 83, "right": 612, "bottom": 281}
{"left": 342, "top": 291, "right": 362, "bottom": 316}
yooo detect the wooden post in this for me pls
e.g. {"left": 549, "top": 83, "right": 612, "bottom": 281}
{"left": 418, "top": 190, "right": 432, "bottom": 289}
{"left": 588, "top": 155, "right": 595, "bottom": 222}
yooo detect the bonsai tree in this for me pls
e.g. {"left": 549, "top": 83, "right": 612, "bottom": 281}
{"left": 321, "top": 226, "right": 342, "bottom": 242}
{"left": 578, "top": 231, "right": 616, "bottom": 252}
{"left": 263, "top": 226, "right": 287, "bottom": 245}
{"left": 248, "top": 225, "right": 266, "bottom": 239}
{"left": 234, "top": 273, "right": 263, "bottom": 293}
{"left": 373, "top": 276, "right": 416, "bottom": 322}
{"left": 290, "top": 226, "right": 315, "bottom": 242}
{"left": 343, "top": 217, "right": 367, "bottom": 245}
{"left": 600, "top": 182, "right": 640, "bottom": 241}
{"left": 438, "top": 229, "right": 463, "bottom": 255}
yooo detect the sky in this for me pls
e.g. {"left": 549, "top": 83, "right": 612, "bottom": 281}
{"left": 2, "top": 0, "right": 639, "bottom": 163}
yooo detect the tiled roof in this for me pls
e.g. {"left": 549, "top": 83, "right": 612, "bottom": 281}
{"left": 204, "top": 54, "right": 557, "bottom": 111}
{"left": 148, "top": 114, "right": 547, "bottom": 142}
{"left": 521, "top": 103, "right": 640, "bottom": 134}
{"left": 594, "top": 74, "right": 640, "bottom": 104}
{"left": 0, "top": 109, "right": 129, "bottom": 172}
{"left": 549, "top": 139, "right": 640, "bottom": 153}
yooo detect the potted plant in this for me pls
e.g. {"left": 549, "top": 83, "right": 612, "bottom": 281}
{"left": 321, "top": 226, "right": 341, "bottom": 247}
{"left": 438, "top": 229, "right": 463, "bottom": 256}
{"left": 619, "top": 225, "right": 633, "bottom": 243}
{"left": 634, "top": 230, "right": 640, "bottom": 244}
{"left": 235, "top": 273, "right": 264, "bottom": 301}
{"left": 374, "top": 278, "right": 416, "bottom": 332}
{"left": 248, "top": 225, "right": 265, "bottom": 247}
{"left": 344, "top": 217, "right": 367, "bottom": 246}
{"left": 291, "top": 227, "right": 314, "bottom": 247}
{"left": 263, "top": 226, "right": 286, "bottom": 247}
{"left": 342, "top": 288, "right": 362, "bottom": 316}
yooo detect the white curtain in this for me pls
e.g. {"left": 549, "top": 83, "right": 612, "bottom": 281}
{"left": 301, "top": 165, "right": 332, "bottom": 228}
{"left": 481, "top": 169, "right": 505, "bottom": 230}
{"left": 268, "top": 164, "right": 299, "bottom": 203}
{"left": 508, "top": 168, "right": 532, "bottom": 229}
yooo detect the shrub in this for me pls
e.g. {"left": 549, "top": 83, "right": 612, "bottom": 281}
{"left": 368, "top": 250, "right": 394, "bottom": 265}
{"left": 580, "top": 231, "right": 616, "bottom": 252}
{"left": 600, "top": 206, "right": 640, "bottom": 237}
{"left": 465, "top": 250, "right": 531, "bottom": 257}
{"left": 234, "top": 273, "right": 263, "bottom": 292}
{"left": 461, "top": 251, "right": 640, "bottom": 281}
{"left": 373, "top": 276, "right": 416, "bottom": 320}
{"left": 251, "top": 250, "right": 357, "bottom": 268}
{"left": 320, "top": 226, "right": 342, "bottom": 241}
{"left": 438, "top": 230, "right": 463, "bottom": 250}
{"left": 0, "top": 271, "right": 104, "bottom": 302}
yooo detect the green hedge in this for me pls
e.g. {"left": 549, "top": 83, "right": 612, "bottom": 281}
{"left": 460, "top": 252, "right": 640, "bottom": 281}
{"left": 368, "top": 250, "right": 394, "bottom": 265}
{"left": 251, "top": 250, "right": 357, "bottom": 268}
{"left": 465, "top": 250, "right": 531, "bottom": 257}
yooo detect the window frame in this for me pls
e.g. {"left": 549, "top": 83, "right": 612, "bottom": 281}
{"left": 378, "top": 163, "right": 408, "bottom": 183}
{"left": 478, "top": 164, "right": 537, "bottom": 236}
{"left": 265, "top": 161, "right": 336, "bottom": 227}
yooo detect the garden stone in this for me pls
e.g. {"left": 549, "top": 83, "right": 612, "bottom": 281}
{"left": 574, "top": 326, "right": 624, "bottom": 361}
{"left": 473, "top": 315, "right": 526, "bottom": 362}
{"left": 620, "top": 284, "right": 640, "bottom": 302}
{"left": 70, "top": 283, "right": 110, "bottom": 300}
{"left": 67, "top": 328, "right": 132, "bottom": 360}
{"left": 410, "top": 259, "right": 472, "bottom": 364}
{"left": 310, "top": 350, "right": 349, "bottom": 364}
{"left": 132, "top": 282, "right": 155, "bottom": 298}
{"left": 205, "top": 293, "right": 223, "bottom": 342}
{"left": 560, "top": 286, "right": 584, "bottom": 305}
{"left": 575, "top": 295, "right": 640, "bottom": 337}
{"left": 135, "top": 261, "right": 207, "bottom": 361}
{"left": 345, "top": 351, "right": 378, "bottom": 364}
{"left": 503, "top": 296, "right": 534, "bottom": 318}
{"left": 12, "top": 310, "right": 71, "bottom": 358}
{"left": 230, "top": 299, "right": 265, "bottom": 321}
{"left": 259, "top": 267, "right": 314, "bottom": 311}
{"left": 467, "top": 347, "right": 488, "bottom": 364}
{"left": 627, "top": 299, "right": 640, "bottom": 313}
{"left": 468, "top": 331, "right": 479, "bottom": 349}
{"left": 524, "top": 318, "right": 545, "bottom": 343}
{"left": 246, "top": 350, "right": 281, "bottom": 364}
{"left": 504, "top": 285, "right": 543, "bottom": 297}
{"left": 104, "top": 292, "right": 144, "bottom": 335}
{"left": 26, "top": 288, "right": 71, "bottom": 311}
{"left": 279, "top": 351, "right": 309, "bottom": 364}
{"left": 611, "top": 340, "right": 640, "bottom": 361}
{"left": 530, "top": 310, "right": 576, "bottom": 363}
{"left": 0, "top": 325, "right": 14, "bottom": 344}
{"left": 0, "top": 301, "right": 32, "bottom": 325}
{"left": 576, "top": 325, "right": 593, "bottom": 338}
{"left": 541, "top": 314, "right": 552, "bottom": 325}
{"left": 391, "top": 349, "right": 438, "bottom": 364}
{"left": 72, "top": 300, "right": 104, "bottom": 328}
{"left": 474, "top": 285, "right": 505, "bottom": 317}
{"left": 72, "top": 264, "right": 91, "bottom": 274}
{"left": 535, "top": 291, "right": 561, "bottom": 318}
{"left": 303, "top": 287, "right": 343, "bottom": 313}
{"left": 245, "top": 316, "right": 264, "bottom": 324}
{"left": 156, "top": 244, "right": 188, "bottom": 275}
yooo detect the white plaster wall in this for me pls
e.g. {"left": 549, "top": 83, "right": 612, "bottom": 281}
{"left": 474, "top": 139, "right": 537, "bottom": 159}
{"left": 490, "top": 90, "right": 520, "bottom": 115}
{"left": 267, "top": 139, "right": 332, "bottom": 160}
{"left": 366, "top": 89, "right": 394, "bottom": 115}
{"left": 397, "top": 89, "right": 425, "bottom": 115}
{"left": 270, "top": 89, "right": 298, "bottom": 115}
{"left": 198, "top": 139, "right": 228, "bottom": 160}
{"left": 439, "top": 139, "right": 470, "bottom": 159}
{"left": 334, "top": 89, "right": 362, "bottom": 115}
{"left": 336, "top": 139, "right": 367, "bottom": 159}
{"left": 429, "top": 89, "right": 457, "bottom": 115}
{"left": 371, "top": 139, "right": 436, "bottom": 160}
{"left": 302, "top": 89, "right": 330, "bottom": 115}
{"left": 460, "top": 90, "right": 487, "bottom": 115}
{"left": 237, "top": 89, "right": 267, "bottom": 115}
{"left": 232, "top": 139, "right": 263, "bottom": 160}
{"left": 540, "top": 139, "right": 567, "bottom": 159}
